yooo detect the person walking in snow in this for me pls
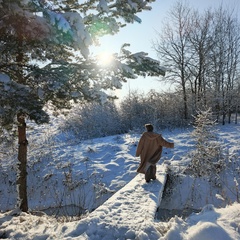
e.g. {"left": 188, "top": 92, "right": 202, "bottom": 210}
{"left": 136, "top": 124, "right": 174, "bottom": 183}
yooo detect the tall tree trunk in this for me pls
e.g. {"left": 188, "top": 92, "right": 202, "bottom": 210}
{"left": 16, "top": 32, "right": 29, "bottom": 212}
{"left": 182, "top": 76, "right": 188, "bottom": 120}
{"left": 183, "top": 87, "right": 188, "bottom": 120}
{"left": 235, "top": 106, "right": 238, "bottom": 124}
{"left": 17, "top": 113, "right": 28, "bottom": 212}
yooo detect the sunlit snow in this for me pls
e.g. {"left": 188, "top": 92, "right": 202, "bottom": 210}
{"left": 0, "top": 116, "right": 240, "bottom": 239}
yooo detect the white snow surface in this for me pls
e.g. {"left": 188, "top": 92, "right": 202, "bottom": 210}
{"left": 1, "top": 201, "right": 239, "bottom": 240}
{"left": 58, "top": 169, "right": 167, "bottom": 240}
{"left": 0, "top": 119, "right": 240, "bottom": 239}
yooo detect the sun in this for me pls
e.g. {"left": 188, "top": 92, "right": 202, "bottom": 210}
{"left": 96, "top": 51, "right": 114, "bottom": 67}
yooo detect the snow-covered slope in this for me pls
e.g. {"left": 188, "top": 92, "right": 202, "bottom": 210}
{"left": 0, "top": 121, "right": 240, "bottom": 239}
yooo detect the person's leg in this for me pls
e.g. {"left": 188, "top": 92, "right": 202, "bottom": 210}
{"left": 145, "top": 166, "right": 151, "bottom": 182}
{"left": 151, "top": 165, "right": 156, "bottom": 180}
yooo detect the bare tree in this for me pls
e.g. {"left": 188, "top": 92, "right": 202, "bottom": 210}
{"left": 153, "top": 2, "right": 240, "bottom": 124}
{"left": 224, "top": 14, "right": 240, "bottom": 123}
{"left": 187, "top": 10, "right": 214, "bottom": 110}
{"left": 209, "top": 7, "right": 240, "bottom": 124}
{"left": 153, "top": 1, "right": 193, "bottom": 120}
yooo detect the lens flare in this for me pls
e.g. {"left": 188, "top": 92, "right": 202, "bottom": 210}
{"left": 97, "top": 51, "right": 114, "bottom": 67}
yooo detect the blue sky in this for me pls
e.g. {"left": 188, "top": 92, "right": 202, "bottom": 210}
{"left": 93, "top": 0, "right": 240, "bottom": 100}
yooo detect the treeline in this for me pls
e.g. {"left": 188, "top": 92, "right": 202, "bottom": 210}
{"left": 153, "top": 2, "right": 240, "bottom": 125}
{"left": 62, "top": 89, "right": 193, "bottom": 140}
{"left": 63, "top": 86, "right": 239, "bottom": 140}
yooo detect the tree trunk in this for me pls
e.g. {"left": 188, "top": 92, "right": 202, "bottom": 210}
{"left": 17, "top": 113, "right": 28, "bottom": 212}
{"left": 235, "top": 105, "right": 238, "bottom": 124}
{"left": 182, "top": 81, "right": 188, "bottom": 120}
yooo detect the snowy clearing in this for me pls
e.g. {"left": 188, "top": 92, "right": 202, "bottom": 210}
{"left": 0, "top": 120, "right": 240, "bottom": 239}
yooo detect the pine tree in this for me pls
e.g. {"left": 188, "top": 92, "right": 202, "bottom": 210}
{"left": 190, "top": 108, "right": 224, "bottom": 177}
{"left": 0, "top": 0, "right": 164, "bottom": 212}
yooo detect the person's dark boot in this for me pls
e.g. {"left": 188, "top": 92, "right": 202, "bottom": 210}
{"left": 145, "top": 166, "right": 151, "bottom": 183}
{"left": 151, "top": 165, "right": 156, "bottom": 180}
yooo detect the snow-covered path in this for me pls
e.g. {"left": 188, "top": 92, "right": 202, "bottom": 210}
{"left": 0, "top": 165, "right": 167, "bottom": 240}
{"left": 61, "top": 165, "right": 168, "bottom": 239}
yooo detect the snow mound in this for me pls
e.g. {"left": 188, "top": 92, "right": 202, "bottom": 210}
{"left": 157, "top": 203, "right": 240, "bottom": 240}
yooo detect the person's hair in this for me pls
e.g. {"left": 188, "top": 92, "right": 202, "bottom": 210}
{"left": 145, "top": 124, "right": 153, "bottom": 132}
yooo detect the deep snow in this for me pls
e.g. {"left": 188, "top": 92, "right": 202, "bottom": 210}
{"left": 0, "top": 118, "right": 240, "bottom": 239}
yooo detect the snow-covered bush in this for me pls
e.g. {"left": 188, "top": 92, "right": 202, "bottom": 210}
{"left": 119, "top": 90, "right": 188, "bottom": 131}
{"left": 188, "top": 108, "right": 225, "bottom": 177}
{"left": 119, "top": 91, "right": 150, "bottom": 131}
{"left": 62, "top": 101, "right": 126, "bottom": 139}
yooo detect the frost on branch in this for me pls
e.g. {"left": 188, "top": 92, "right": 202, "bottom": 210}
{"left": 110, "top": 0, "right": 156, "bottom": 23}
{"left": 0, "top": 74, "right": 49, "bottom": 126}
{"left": 125, "top": 52, "right": 165, "bottom": 77}
{"left": 97, "top": 0, "right": 109, "bottom": 13}
{"left": 63, "top": 12, "right": 92, "bottom": 57}
{"left": 43, "top": 9, "right": 92, "bottom": 58}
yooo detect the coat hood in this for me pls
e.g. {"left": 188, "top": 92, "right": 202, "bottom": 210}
{"left": 143, "top": 132, "right": 161, "bottom": 140}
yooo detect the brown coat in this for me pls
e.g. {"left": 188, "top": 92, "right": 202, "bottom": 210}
{"left": 136, "top": 132, "right": 174, "bottom": 174}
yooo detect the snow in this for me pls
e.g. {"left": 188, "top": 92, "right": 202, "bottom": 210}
{"left": 97, "top": 0, "right": 109, "bottom": 13}
{"left": 60, "top": 169, "right": 167, "bottom": 239}
{"left": 0, "top": 119, "right": 240, "bottom": 239}
{"left": 158, "top": 203, "right": 240, "bottom": 240}
{"left": 0, "top": 73, "right": 10, "bottom": 84}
